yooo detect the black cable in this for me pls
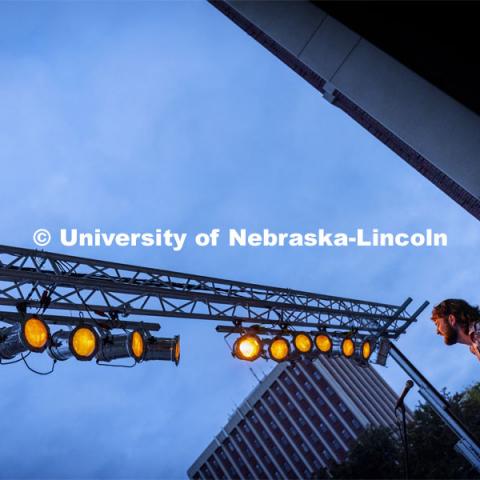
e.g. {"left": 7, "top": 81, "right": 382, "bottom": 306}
{"left": 21, "top": 353, "right": 56, "bottom": 375}
{"left": 96, "top": 360, "right": 136, "bottom": 368}
{"left": 0, "top": 351, "right": 31, "bottom": 365}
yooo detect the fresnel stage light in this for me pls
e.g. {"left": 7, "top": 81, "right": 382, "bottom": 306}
{"left": 293, "top": 333, "right": 313, "bottom": 354}
{"left": 0, "top": 316, "right": 50, "bottom": 359}
{"left": 315, "top": 333, "right": 333, "bottom": 354}
{"left": 233, "top": 333, "right": 263, "bottom": 362}
{"left": 341, "top": 337, "right": 355, "bottom": 358}
{"left": 97, "top": 330, "right": 146, "bottom": 363}
{"left": 268, "top": 336, "right": 290, "bottom": 362}
{"left": 143, "top": 335, "right": 180, "bottom": 365}
{"left": 49, "top": 325, "right": 99, "bottom": 361}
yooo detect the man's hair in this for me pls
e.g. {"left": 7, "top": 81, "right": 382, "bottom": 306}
{"left": 433, "top": 299, "right": 480, "bottom": 333}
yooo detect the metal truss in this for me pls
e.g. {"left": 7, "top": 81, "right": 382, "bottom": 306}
{"left": 0, "top": 245, "right": 428, "bottom": 340}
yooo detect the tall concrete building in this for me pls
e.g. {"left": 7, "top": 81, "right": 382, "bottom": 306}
{"left": 188, "top": 356, "right": 406, "bottom": 479}
{"left": 209, "top": 1, "right": 480, "bottom": 221}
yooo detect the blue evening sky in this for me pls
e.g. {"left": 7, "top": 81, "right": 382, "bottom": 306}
{"left": 0, "top": 2, "right": 478, "bottom": 478}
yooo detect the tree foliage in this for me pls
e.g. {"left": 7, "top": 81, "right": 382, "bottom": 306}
{"left": 329, "top": 382, "right": 480, "bottom": 479}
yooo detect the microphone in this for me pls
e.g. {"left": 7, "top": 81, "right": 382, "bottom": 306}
{"left": 395, "top": 380, "right": 414, "bottom": 410}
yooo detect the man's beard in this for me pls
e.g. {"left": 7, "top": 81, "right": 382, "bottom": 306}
{"left": 443, "top": 323, "right": 458, "bottom": 345}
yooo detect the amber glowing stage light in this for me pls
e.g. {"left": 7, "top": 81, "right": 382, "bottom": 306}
{"left": 361, "top": 339, "right": 373, "bottom": 361}
{"left": 130, "top": 330, "right": 145, "bottom": 361}
{"left": 315, "top": 333, "right": 332, "bottom": 353}
{"left": 49, "top": 325, "right": 99, "bottom": 362}
{"left": 233, "top": 334, "right": 263, "bottom": 361}
{"left": 293, "top": 333, "right": 313, "bottom": 354}
{"left": 0, "top": 316, "right": 50, "bottom": 359}
{"left": 268, "top": 337, "right": 290, "bottom": 362}
{"left": 341, "top": 337, "right": 355, "bottom": 358}
{"left": 96, "top": 330, "right": 146, "bottom": 363}
{"left": 143, "top": 335, "right": 180, "bottom": 365}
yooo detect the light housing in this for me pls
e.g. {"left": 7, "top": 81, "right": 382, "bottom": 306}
{"left": 0, "top": 316, "right": 50, "bottom": 359}
{"left": 49, "top": 325, "right": 99, "bottom": 361}
{"left": 144, "top": 335, "right": 180, "bottom": 365}
{"left": 314, "top": 333, "right": 332, "bottom": 354}
{"left": 268, "top": 336, "right": 290, "bottom": 362}
{"left": 341, "top": 337, "right": 355, "bottom": 358}
{"left": 293, "top": 333, "right": 313, "bottom": 354}
{"left": 233, "top": 333, "right": 263, "bottom": 362}
{"left": 96, "top": 330, "right": 146, "bottom": 363}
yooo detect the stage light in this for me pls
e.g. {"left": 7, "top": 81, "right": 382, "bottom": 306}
{"left": 315, "top": 333, "right": 332, "bottom": 353}
{"left": 361, "top": 339, "right": 372, "bottom": 361}
{"left": 293, "top": 333, "right": 312, "bottom": 353}
{"left": 49, "top": 325, "right": 99, "bottom": 361}
{"left": 0, "top": 316, "right": 50, "bottom": 359}
{"left": 96, "top": 330, "right": 145, "bottom": 363}
{"left": 341, "top": 337, "right": 355, "bottom": 358}
{"left": 269, "top": 336, "right": 290, "bottom": 362}
{"left": 233, "top": 334, "right": 262, "bottom": 361}
{"left": 144, "top": 335, "right": 180, "bottom": 365}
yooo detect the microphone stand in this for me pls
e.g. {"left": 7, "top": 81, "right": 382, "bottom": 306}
{"left": 396, "top": 400, "right": 410, "bottom": 480}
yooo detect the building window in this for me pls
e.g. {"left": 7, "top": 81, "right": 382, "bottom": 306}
{"left": 285, "top": 376, "right": 293, "bottom": 386}
{"left": 287, "top": 401, "right": 294, "bottom": 411}
{"left": 320, "top": 423, "right": 327, "bottom": 433}
{"left": 328, "top": 412, "right": 338, "bottom": 424}
{"left": 269, "top": 420, "right": 278, "bottom": 430}
{"left": 283, "top": 462, "right": 292, "bottom": 472}
{"left": 307, "top": 406, "right": 315, "bottom": 417}
{"left": 313, "top": 370, "right": 321, "bottom": 381}
{"left": 313, "top": 459, "right": 321, "bottom": 470}
{"left": 281, "top": 436, "right": 289, "bottom": 446}
{"left": 278, "top": 410, "right": 286, "bottom": 420}
{"left": 289, "top": 425, "right": 297, "bottom": 437}
{"left": 301, "top": 442, "right": 309, "bottom": 453}
{"left": 326, "top": 386, "right": 334, "bottom": 396}
{"left": 295, "top": 391, "right": 303, "bottom": 401}
{"left": 338, "top": 401, "right": 347, "bottom": 413}
{"left": 316, "top": 395, "right": 325, "bottom": 406}
{"left": 292, "top": 453, "right": 300, "bottom": 463}
{"left": 323, "top": 449, "right": 331, "bottom": 460}
{"left": 259, "top": 404, "right": 266, "bottom": 414}
{"left": 332, "top": 439, "right": 341, "bottom": 451}
{"left": 304, "top": 381, "right": 312, "bottom": 391}
{"left": 341, "top": 428, "right": 350, "bottom": 440}
{"left": 352, "top": 419, "right": 361, "bottom": 430}
{"left": 298, "top": 416, "right": 306, "bottom": 426}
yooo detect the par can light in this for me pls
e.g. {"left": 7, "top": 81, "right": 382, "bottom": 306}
{"left": 268, "top": 336, "right": 290, "bottom": 362}
{"left": 144, "top": 335, "right": 180, "bottom": 365}
{"left": 315, "top": 333, "right": 332, "bottom": 354}
{"left": 233, "top": 334, "right": 263, "bottom": 362}
{"left": 97, "top": 330, "right": 145, "bottom": 363}
{"left": 293, "top": 333, "right": 313, "bottom": 353}
{"left": 49, "top": 325, "right": 99, "bottom": 361}
{"left": 0, "top": 316, "right": 50, "bottom": 359}
{"left": 341, "top": 337, "right": 355, "bottom": 358}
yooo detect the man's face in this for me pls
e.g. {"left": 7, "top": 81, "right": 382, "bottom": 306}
{"left": 432, "top": 312, "right": 458, "bottom": 345}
